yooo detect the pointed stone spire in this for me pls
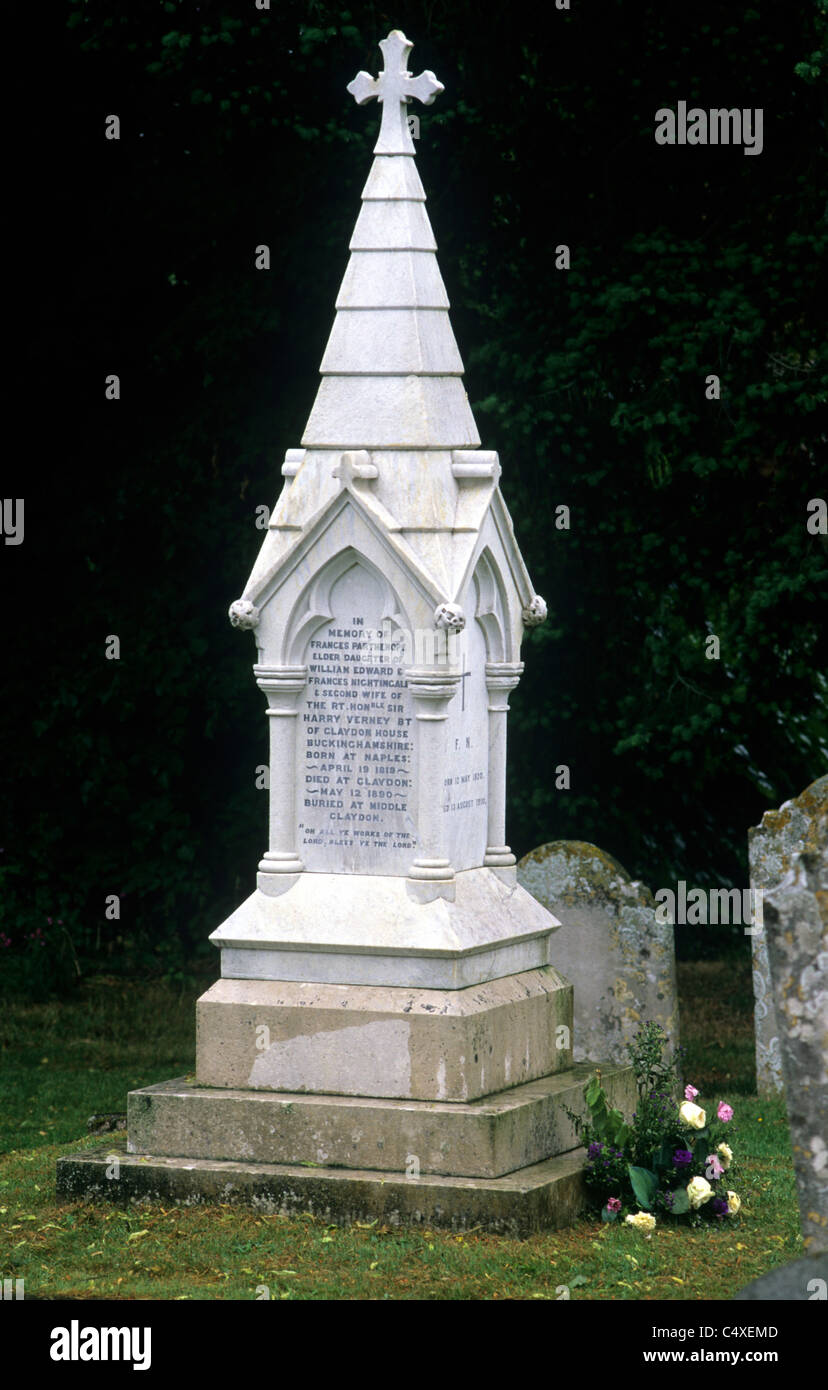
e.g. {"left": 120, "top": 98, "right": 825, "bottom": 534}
{"left": 301, "top": 30, "right": 480, "bottom": 450}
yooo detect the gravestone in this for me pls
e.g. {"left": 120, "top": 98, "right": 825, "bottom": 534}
{"left": 517, "top": 841, "right": 679, "bottom": 1064}
{"left": 762, "top": 827, "right": 828, "bottom": 1254}
{"left": 749, "top": 776, "right": 828, "bottom": 1094}
{"left": 57, "top": 30, "right": 633, "bottom": 1234}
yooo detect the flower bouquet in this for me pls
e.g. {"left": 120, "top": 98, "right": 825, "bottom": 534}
{"left": 569, "top": 1022, "right": 741, "bottom": 1232}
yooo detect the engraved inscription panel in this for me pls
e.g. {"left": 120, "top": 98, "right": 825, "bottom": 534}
{"left": 297, "top": 563, "right": 417, "bottom": 875}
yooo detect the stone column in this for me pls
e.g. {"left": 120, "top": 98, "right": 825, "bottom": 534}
{"left": 254, "top": 665, "right": 307, "bottom": 884}
{"left": 406, "top": 669, "right": 460, "bottom": 883}
{"left": 483, "top": 661, "right": 524, "bottom": 868}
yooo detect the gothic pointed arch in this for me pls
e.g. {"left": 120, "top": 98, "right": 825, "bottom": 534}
{"left": 471, "top": 547, "right": 509, "bottom": 663}
{"left": 285, "top": 546, "right": 407, "bottom": 667}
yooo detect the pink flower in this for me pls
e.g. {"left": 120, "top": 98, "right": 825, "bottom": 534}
{"left": 717, "top": 1102, "right": 734, "bottom": 1122}
{"left": 706, "top": 1154, "right": 724, "bottom": 1179}
{"left": 607, "top": 1197, "right": 622, "bottom": 1213}
{"left": 684, "top": 1084, "right": 699, "bottom": 1101}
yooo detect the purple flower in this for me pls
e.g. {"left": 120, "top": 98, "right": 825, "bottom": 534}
{"left": 712, "top": 1197, "right": 729, "bottom": 1217}
{"left": 673, "top": 1149, "right": 694, "bottom": 1167}
{"left": 587, "top": 1142, "right": 603, "bottom": 1160}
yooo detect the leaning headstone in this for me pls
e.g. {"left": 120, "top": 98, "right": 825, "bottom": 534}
{"left": 57, "top": 30, "right": 634, "bottom": 1234}
{"left": 517, "top": 841, "right": 679, "bottom": 1065}
{"left": 762, "top": 826, "right": 828, "bottom": 1254}
{"left": 749, "top": 775, "right": 828, "bottom": 1094}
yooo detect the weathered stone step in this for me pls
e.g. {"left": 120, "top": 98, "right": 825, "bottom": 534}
{"left": 56, "top": 1139, "right": 592, "bottom": 1237}
{"left": 125, "top": 1061, "right": 634, "bottom": 1180}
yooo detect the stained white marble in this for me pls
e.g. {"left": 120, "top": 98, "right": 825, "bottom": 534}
{"left": 319, "top": 308, "right": 464, "bottom": 376}
{"left": 301, "top": 375, "right": 480, "bottom": 449}
{"left": 210, "top": 866, "right": 560, "bottom": 989}
{"left": 296, "top": 562, "right": 416, "bottom": 877}
{"left": 335, "top": 251, "right": 449, "bottom": 310}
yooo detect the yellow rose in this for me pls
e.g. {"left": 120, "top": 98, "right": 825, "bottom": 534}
{"left": 679, "top": 1101, "right": 707, "bottom": 1129}
{"left": 727, "top": 1190, "right": 741, "bottom": 1215}
{"left": 687, "top": 1176, "right": 713, "bottom": 1209}
{"left": 717, "top": 1142, "right": 733, "bottom": 1171}
{"left": 625, "top": 1211, "right": 657, "bottom": 1235}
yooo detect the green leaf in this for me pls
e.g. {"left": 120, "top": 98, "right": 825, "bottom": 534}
{"left": 653, "top": 1141, "right": 673, "bottom": 1173}
{"left": 584, "top": 1073, "right": 603, "bottom": 1108}
{"left": 670, "top": 1187, "right": 691, "bottom": 1215}
{"left": 628, "top": 1165, "right": 659, "bottom": 1211}
{"left": 612, "top": 1118, "right": 631, "bottom": 1148}
{"left": 693, "top": 1136, "right": 710, "bottom": 1166}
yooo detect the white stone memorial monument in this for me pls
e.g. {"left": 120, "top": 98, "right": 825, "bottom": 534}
{"left": 58, "top": 31, "right": 633, "bottom": 1233}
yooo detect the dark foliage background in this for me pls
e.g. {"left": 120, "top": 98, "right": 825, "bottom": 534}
{"left": 3, "top": 0, "right": 826, "bottom": 990}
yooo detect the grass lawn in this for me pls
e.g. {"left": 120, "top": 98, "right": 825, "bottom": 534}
{"left": 0, "top": 955, "right": 802, "bottom": 1300}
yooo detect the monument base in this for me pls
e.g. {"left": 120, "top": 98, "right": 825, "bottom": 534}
{"left": 55, "top": 1143, "right": 588, "bottom": 1238}
{"left": 196, "top": 965, "right": 574, "bottom": 1102}
{"left": 209, "top": 867, "right": 561, "bottom": 991}
{"left": 56, "top": 1063, "right": 635, "bottom": 1236}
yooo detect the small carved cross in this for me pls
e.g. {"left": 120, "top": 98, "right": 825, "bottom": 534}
{"left": 332, "top": 450, "right": 378, "bottom": 489}
{"left": 347, "top": 30, "right": 444, "bottom": 156}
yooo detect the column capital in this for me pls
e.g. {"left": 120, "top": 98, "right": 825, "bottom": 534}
{"left": 406, "top": 670, "right": 461, "bottom": 722}
{"left": 485, "top": 661, "right": 524, "bottom": 692}
{"left": 254, "top": 664, "right": 308, "bottom": 695}
{"left": 255, "top": 665, "right": 308, "bottom": 711}
{"left": 406, "top": 668, "right": 461, "bottom": 705}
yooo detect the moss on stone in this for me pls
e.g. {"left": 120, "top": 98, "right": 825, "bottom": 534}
{"left": 518, "top": 840, "right": 653, "bottom": 911}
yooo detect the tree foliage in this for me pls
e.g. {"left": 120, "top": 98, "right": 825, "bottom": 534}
{"left": 3, "top": 0, "right": 826, "bottom": 983}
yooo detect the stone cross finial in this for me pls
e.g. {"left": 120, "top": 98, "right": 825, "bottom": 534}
{"left": 347, "top": 29, "right": 444, "bottom": 156}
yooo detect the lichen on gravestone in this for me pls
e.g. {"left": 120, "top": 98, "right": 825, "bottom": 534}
{"left": 749, "top": 774, "right": 828, "bottom": 1095}
{"left": 517, "top": 840, "right": 679, "bottom": 1066}
{"left": 762, "top": 826, "right": 828, "bottom": 1253}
